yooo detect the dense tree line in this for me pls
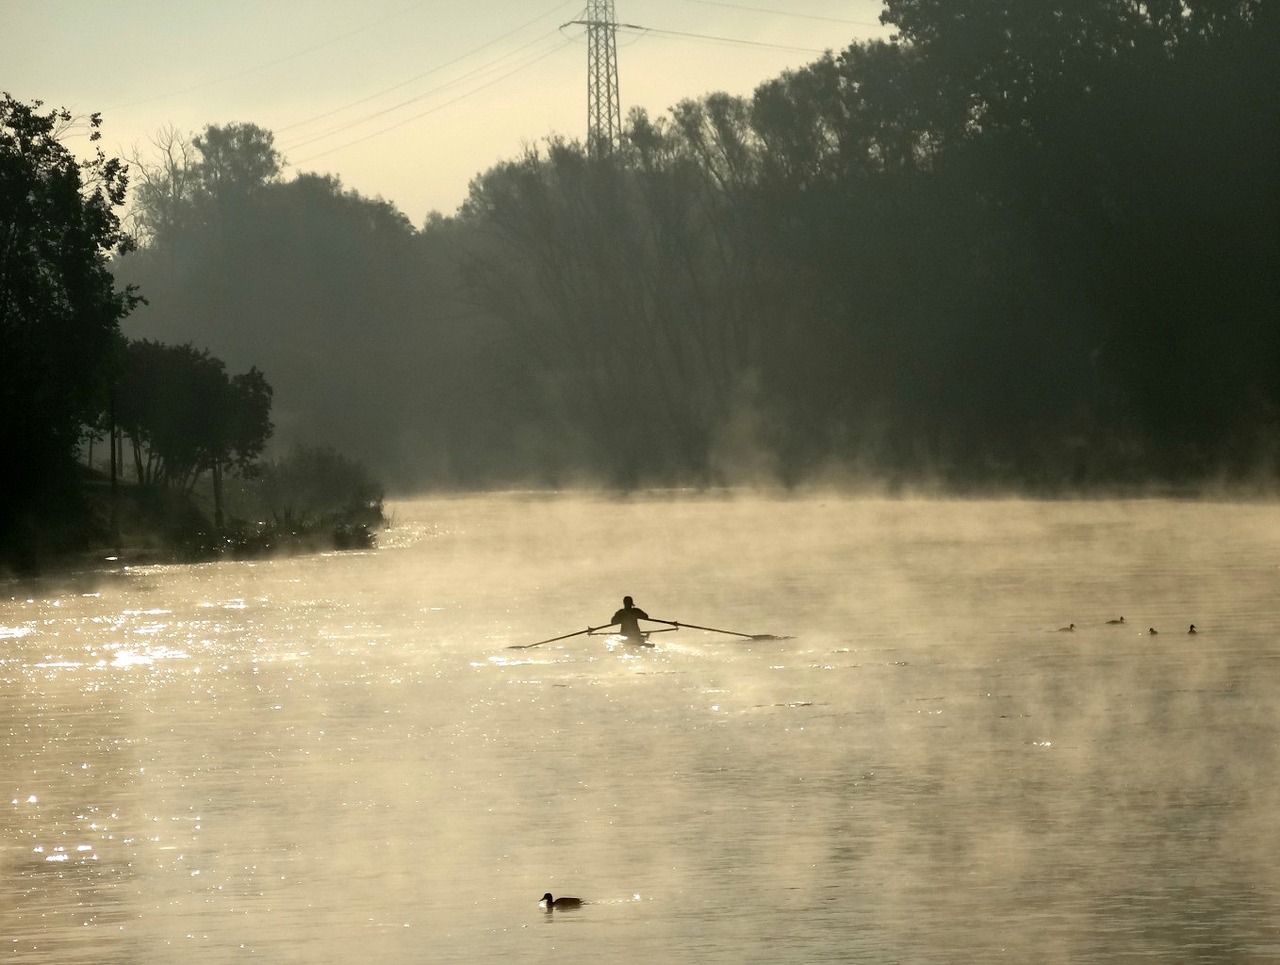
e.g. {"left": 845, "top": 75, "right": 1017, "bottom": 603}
{"left": 118, "top": 0, "right": 1278, "bottom": 490}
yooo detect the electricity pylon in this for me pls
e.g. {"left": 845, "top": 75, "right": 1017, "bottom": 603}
{"left": 583, "top": 0, "right": 622, "bottom": 156}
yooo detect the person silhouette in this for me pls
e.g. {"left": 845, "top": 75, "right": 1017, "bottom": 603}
{"left": 611, "top": 595, "right": 649, "bottom": 643}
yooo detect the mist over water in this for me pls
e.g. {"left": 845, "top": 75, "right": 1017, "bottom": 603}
{"left": 3, "top": 493, "right": 1279, "bottom": 963}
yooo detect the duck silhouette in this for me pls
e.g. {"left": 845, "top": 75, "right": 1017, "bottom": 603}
{"left": 1188, "top": 624, "right": 1197, "bottom": 634}
{"left": 541, "top": 893, "right": 582, "bottom": 910}
{"left": 1105, "top": 616, "right": 1125, "bottom": 625}
{"left": 1058, "top": 623, "right": 1075, "bottom": 632}
{"left": 1148, "top": 627, "right": 1159, "bottom": 635}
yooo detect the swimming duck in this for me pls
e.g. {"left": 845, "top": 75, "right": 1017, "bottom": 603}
{"left": 1188, "top": 624, "right": 1197, "bottom": 634}
{"left": 1148, "top": 627, "right": 1158, "bottom": 635}
{"left": 1105, "top": 616, "right": 1125, "bottom": 625}
{"left": 1058, "top": 623, "right": 1075, "bottom": 632}
{"left": 541, "top": 893, "right": 582, "bottom": 909}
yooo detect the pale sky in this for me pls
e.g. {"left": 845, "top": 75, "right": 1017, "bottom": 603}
{"left": 6, "top": 1, "right": 890, "bottom": 223}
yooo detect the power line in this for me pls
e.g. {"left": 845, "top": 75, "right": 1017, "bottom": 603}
{"left": 620, "top": 24, "right": 830, "bottom": 54}
{"left": 676, "top": 0, "right": 883, "bottom": 28}
{"left": 280, "top": 28, "right": 567, "bottom": 154}
{"left": 107, "top": 1, "right": 427, "bottom": 111}
{"left": 277, "top": 0, "right": 579, "bottom": 135}
{"left": 288, "top": 38, "right": 575, "bottom": 167}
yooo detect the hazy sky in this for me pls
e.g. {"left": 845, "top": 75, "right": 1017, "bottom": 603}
{"left": 6, "top": 1, "right": 890, "bottom": 223}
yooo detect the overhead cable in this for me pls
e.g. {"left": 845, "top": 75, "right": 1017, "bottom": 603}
{"left": 277, "top": 0, "right": 579, "bottom": 134}
{"left": 677, "top": 0, "right": 882, "bottom": 28}
{"left": 290, "top": 37, "right": 576, "bottom": 165}
{"left": 107, "top": 0, "right": 426, "bottom": 111}
{"left": 280, "top": 28, "right": 567, "bottom": 153}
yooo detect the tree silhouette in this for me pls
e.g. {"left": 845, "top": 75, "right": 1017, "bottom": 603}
{"left": 115, "top": 340, "right": 273, "bottom": 508}
{"left": 0, "top": 94, "right": 140, "bottom": 569}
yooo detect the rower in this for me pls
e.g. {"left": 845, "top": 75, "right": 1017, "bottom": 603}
{"left": 611, "top": 596, "right": 649, "bottom": 643}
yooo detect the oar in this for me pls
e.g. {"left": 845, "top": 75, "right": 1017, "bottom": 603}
{"left": 509, "top": 622, "right": 618, "bottom": 650}
{"left": 647, "top": 618, "right": 789, "bottom": 641}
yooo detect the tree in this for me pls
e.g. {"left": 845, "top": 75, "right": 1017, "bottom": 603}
{"left": 455, "top": 127, "right": 788, "bottom": 484}
{"left": 115, "top": 339, "right": 273, "bottom": 528}
{"left": 256, "top": 444, "right": 384, "bottom": 530}
{"left": 127, "top": 122, "right": 282, "bottom": 244}
{"left": 0, "top": 94, "right": 140, "bottom": 568}
{"left": 211, "top": 365, "right": 273, "bottom": 529}
{"left": 125, "top": 124, "right": 199, "bottom": 247}
{"left": 875, "top": 0, "right": 1278, "bottom": 479}
{"left": 192, "top": 122, "right": 282, "bottom": 202}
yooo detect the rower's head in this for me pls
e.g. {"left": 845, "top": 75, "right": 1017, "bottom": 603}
{"left": 623, "top": 596, "right": 634, "bottom": 608}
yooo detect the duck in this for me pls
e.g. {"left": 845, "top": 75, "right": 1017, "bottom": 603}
{"left": 1105, "top": 616, "right": 1125, "bottom": 625}
{"left": 1148, "top": 627, "right": 1158, "bottom": 635}
{"left": 541, "top": 893, "right": 582, "bottom": 910}
{"left": 1188, "top": 624, "right": 1197, "bottom": 634}
{"left": 1058, "top": 623, "right": 1075, "bottom": 632}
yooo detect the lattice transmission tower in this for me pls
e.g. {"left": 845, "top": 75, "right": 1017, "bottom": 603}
{"left": 582, "top": 0, "right": 622, "bottom": 156}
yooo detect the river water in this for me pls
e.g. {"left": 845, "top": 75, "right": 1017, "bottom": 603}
{"left": 3, "top": 492, "right": 1279, "bottom": 963}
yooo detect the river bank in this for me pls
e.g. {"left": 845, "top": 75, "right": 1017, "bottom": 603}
{"left": 2, "top": 470, "right": 379, "bottom": 581}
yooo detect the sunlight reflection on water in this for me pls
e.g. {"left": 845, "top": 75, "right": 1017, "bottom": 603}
{"left": 2, "top": 493, "right": 1279, "bottom": 963}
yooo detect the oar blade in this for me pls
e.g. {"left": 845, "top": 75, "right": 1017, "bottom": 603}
{"left": 651, "top": 617, "right": 789, "bottom": 640}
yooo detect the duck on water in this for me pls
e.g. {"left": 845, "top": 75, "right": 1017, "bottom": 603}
{"left": 541, "top": 893, "right": 582, "bottom": 910}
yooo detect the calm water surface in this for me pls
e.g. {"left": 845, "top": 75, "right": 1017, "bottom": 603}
{"left": 3, "top": 493, "right": 1279, "bottom": 963}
